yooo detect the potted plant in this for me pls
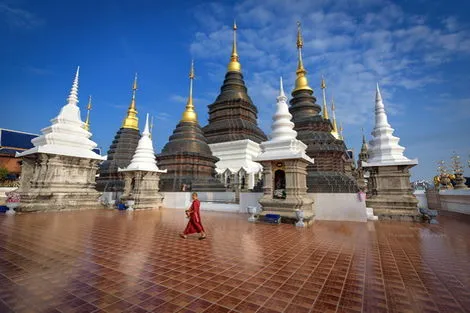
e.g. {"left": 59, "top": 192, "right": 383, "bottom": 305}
{"left": 5, "top": 191, "right": 20, "bottom": 215}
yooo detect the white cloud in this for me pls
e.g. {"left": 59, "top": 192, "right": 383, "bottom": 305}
{"left": 0, "top": 3, "right": 44, "bottom": 29}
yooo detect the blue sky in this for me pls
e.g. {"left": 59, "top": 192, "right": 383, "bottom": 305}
{"left": 1, "top": 0, "right": 469, "bottom": 182}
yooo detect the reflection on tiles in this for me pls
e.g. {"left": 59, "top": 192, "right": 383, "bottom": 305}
{"left": 1, "top": 209, "right": 470, "bottom": 312}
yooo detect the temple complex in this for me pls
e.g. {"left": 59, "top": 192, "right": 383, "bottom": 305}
{"left": 15, "top": 68, "right": 104, "bottom": 211}
{"left": 96, "top": 75, "right": 141, "bottom": 201}
{"left": 202, "top": 22, "right": 267, "bottom": 190}
{"left": 157, "top": 61, "right": 225, "bottom": 192}
{"left": 288, "top": 22, "right": 357, "bottom": 193}
{"left": 362, "top": 84, "right": 419, "bottom": 220}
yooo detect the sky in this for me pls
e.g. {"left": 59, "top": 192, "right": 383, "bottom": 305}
{"left": 1, "top": 0, "right": 469, "bottom": 182}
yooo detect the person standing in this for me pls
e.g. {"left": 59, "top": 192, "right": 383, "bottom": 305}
{"left": 180, "top": 192, "right": 206, "bottom": 240}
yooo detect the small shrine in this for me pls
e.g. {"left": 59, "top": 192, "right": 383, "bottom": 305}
{"left": 119, "top": 114, "right": 167, "bottom": 209}
{"left": 15, "top": 67, "right": 105, "bottom": 212}
{"left": 362, "top": 84, "right": 419, "bottom": 221}
{"left": 254, "top": 78, "right": 314, "bottom": 224}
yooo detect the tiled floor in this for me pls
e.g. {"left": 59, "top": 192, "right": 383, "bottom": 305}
{"left": 1, "top": 209, "right": 469, "bottom": 313}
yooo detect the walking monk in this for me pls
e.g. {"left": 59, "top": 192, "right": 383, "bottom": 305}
{"left": 180, "top": 192, "right": 207, "bottom": 240}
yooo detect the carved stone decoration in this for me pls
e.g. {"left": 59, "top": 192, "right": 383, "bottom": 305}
{"left": 17, "top": 154, "right": 103, "bottom": 212}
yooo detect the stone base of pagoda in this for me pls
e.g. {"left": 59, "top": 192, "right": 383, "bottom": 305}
{"left": 16, "top": 153, "right": 103, "bottom": 212}
{"left": 258, "top": 159, "right": 314, "bottom": 225}
{"left": 364, "top": 163, "right": 420, "bottom": 221}
{"left": 120, "top": 170, "right": 165, "bottom": 210}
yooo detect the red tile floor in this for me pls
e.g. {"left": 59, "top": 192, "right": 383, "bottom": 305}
{"left": 0, "top": 209, "right": 469, "bottom": 313}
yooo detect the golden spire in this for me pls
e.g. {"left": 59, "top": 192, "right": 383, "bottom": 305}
{"left": 330, "top": 97, "right": 340, "bottom": 139}
{"left": 339, "top": 122, "right": 344, "bottom": 141}
{"left": 122, "top": 73, "right": 139, "bottom": 130}
{"left": 83, "top": 95, "right": 92, "bottom": 131}
{"left": 181, "top": 60, "right": 198, "bottom": 123}
{"left": 293, "top": 21, "right": 312, "bottom": 93}
{"left": 227, "top": 20, "right": 241, "bottom": 72}
{"left": 321, "top": 75, "right": 329, "bottom": 119}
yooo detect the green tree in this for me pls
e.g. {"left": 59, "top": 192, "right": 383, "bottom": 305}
{"left": 0, "top": 167, "right": 8, "bottom": 181}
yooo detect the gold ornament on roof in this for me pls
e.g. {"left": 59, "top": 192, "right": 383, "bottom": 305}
{"left": 330, "top": 97, "right": 340, "bottom": 139}
{"left": 227, "top": 20, "right": 241, "bottom": 72}
{"left": 293, "top": 21, "right": 312, "bottom": 93}
{"left": 181, "top": 60, "right": 198, "bottom": 123}
{"left": 122, "top": 73, "right": 139, "bottom": 130}
{"left": 83, "top": 95, "right": 92, "bottom": 131}
{"left": 320, "top": 75, "right": 329, "bottom": 119}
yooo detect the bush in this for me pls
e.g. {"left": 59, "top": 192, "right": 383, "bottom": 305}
{"left": 0, "top": 167, "right": 8, "bottom": 181}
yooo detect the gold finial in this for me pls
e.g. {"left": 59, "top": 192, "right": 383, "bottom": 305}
{"left": 293, "top": 21, "right": 312, "bottom": 93}
{"left": 83, "top": 95, "right": 92, "bottom": 131}
{"left": 339, "top": 122, "right": 344, "bottom": 140}
{"left": 181, "top": 60, "right": 198, "bottom": 123}
{"left": 227, "top": 20, "right": 241, "bottom": 72}
{"left": 122, "top": 73, "right": 139, "bottom": 130}
{"left": 321, "top": 75, "right": 329, "bottom": 119}
{"left": 330, "top": 97, "right": 340, "bottom": 139}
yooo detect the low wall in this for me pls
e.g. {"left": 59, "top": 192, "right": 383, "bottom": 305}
{"left": 162, "top": 192, "right": 263, "bottom": 213}
{"left": 413, "top": 190, "right": 428, "bottom": 209}
{"left": 197, "top": 192, "right": 236, "bottom": 203}
{"left": 309, "top": 193, "right": 367, "bottom": 222}
{"left": 439, "top": 189, "right": 470, "bottom": 215}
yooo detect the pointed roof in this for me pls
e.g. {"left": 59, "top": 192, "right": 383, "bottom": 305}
{"left": 122, "top": 73, "right": 139, "bottom": 130}
{"left": 254, "top": 77, "right": 312, "bottom": 163}
{"left": 17, "top": 67, "right": 103, "bottom": 160}
{"left": 330, "top": 98, "right": 340, "bottom": 139}
{"left": 293, "top": 21, "right": 313, "bottom": 93}
{"left": 181, "top": 60, "right": 198, "bottom": 123}
{"left": 321, "top": 76, "right": 329, "bottom": 119}
{"left": 120, "top": 114, "right": 166, "bottom": 172}
{"left": 83, "top": 95, "right": 92, "bottom": 132}
{"left": 271, "top": 77, "right": 297, "bottom": 141}
{"left": 227, "top": 20, "right": 241, "bottom": 72}
{"left": 364, "top": 83, "right": 417, "bottom": 166}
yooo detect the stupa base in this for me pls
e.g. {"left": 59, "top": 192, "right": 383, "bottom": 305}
{"left": 120, "top": 171, "right": 165, "bottom": 210}
{"left": 367, "top": 196, "right": 420, "bottom": 222}
{"left": 16, "top": 153, "right": 103, "bottom": 212}
{"left": 259, "top": 196, "right": 315, "bottom": 225}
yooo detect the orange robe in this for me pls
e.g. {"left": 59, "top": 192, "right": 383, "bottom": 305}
{"left": 183, "top": 199, "right": 205, "bottom": 235}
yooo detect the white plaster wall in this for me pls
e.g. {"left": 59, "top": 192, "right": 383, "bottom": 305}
{"left": 162, "top": 192, "right": 192, "bottom": 209}
{"left": 413, "top": 190, "right": 428, "bottom": 209}
{"left": 200, "top": 202, "right": 240, "bottom": 212}
{"left": 197, "top": 192, "right": 236, "bottom": 203}
{"left": 439, "top": 189, "right": 470, "bottom": 215}
{"left": 309, "top": 193, "right": 367, "bottom": 222}
{"left": 239, "top": 192, "right": 263, "bottom": 213}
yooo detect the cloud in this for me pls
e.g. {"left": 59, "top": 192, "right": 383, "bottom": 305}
{"left": 0, "top": 3, "right": 44, "bottom": 29}
{"left": 188, "top": 0, "right": 470, "bottom": 133}
{"left": 153, "top": 112, "right": 171, "bottom": 121}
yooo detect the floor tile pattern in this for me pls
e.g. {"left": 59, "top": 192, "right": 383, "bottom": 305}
{"left": 0, "top": 209, "right": 469, "bottom": 312}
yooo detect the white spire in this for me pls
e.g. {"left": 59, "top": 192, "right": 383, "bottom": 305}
{"left": 271, "top": 77, "right": 297, "bottom": 141}
{"left": 120, "top": 113, "right": 167, "bottom": 172}
{"left": 67, "top": 66, "right": 80, "bottom": 106}
{"left": 254, "top": 77, "right": 312, "bottom": 164}
{"left": 16, "top": 67, "right": 103, "bottom": 160}
{"left": 366, "top": 83, "right": 417, "bottom": 166}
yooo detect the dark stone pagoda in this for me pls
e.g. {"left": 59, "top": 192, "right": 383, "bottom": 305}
{"left": 157, "top": 62, "right": 225, "bottom": 192}
{"left": 289, "top": 22, "right": 358, "bottom": 193}
{"left": 96, "top": 75, "right": 141, "bottom": 195}
{"left": 202, "top": 22, "right": 267, "bottom": 144}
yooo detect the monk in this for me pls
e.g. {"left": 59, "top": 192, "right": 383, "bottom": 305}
{"left": 180, "top": 192, "right": 207, "bottom": 240}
